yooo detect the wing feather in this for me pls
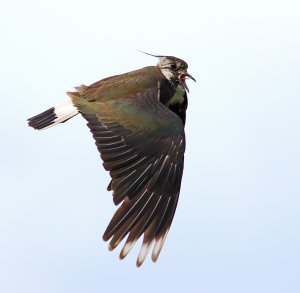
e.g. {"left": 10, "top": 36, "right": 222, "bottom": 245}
{"left": 77, "top": 85, "right": 186, "bottom": 265}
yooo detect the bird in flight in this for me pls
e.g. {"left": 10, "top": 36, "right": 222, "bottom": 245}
{"left": 27, "top": 53, "right": 195, "bottom": 266}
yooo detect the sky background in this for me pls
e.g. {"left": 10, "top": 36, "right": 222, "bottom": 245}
{"left": 1, "top": 0, "right": 300, "bottom": 292}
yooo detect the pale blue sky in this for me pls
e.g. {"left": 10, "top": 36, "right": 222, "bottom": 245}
{"left": 1, "top": 0, "right": 300, "bottom": 292}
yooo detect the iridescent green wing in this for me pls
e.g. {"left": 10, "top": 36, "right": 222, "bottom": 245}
{"left": 75, "top": 84, "right": 185, "bottom": 266}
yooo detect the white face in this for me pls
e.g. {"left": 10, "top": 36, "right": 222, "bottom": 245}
{"left": 156, "top": 56, "right": 195, "bottom": 92}
{"left": 157, "top": 57, "right": 188, "bottom": 82}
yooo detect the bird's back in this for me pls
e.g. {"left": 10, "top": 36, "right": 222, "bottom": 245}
{"left": 68, "top": 66, "right": 164, "bottom": 104}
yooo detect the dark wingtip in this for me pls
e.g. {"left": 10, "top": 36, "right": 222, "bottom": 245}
{"left": 107, "top": 180, "right": 112, "bottom": 191}
{"left": 102, "top": 231, "right": 110, "bottom": 242}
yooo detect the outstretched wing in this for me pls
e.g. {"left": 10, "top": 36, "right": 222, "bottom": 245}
{"left": 76, "top": 85, "right": 185, "bottom": 266}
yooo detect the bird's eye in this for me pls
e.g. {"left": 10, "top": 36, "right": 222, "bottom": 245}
{"left": 170, "top": 63, "right": 177, "bottom": 70}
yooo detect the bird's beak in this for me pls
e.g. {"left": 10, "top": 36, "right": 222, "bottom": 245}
{"left": 179, "top": 72, "right": 196, "bottom": 92}
{"left": 186, "top": 72, "right": 196, "bottom": 82}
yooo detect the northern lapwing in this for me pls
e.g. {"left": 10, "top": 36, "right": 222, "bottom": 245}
{"left": 27, "top": 53, "right": 195, "bottom": 266}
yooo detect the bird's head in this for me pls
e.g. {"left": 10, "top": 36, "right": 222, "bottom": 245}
{"left": 157, "top": 56, "right": 196, "bottom": 92}
{"left": 138, "top": 51, "right": 196, "bottom": 92}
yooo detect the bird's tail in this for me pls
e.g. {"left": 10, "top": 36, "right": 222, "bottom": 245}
{"left": 27, "top": 99, "right": 79, "bottom": 130}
